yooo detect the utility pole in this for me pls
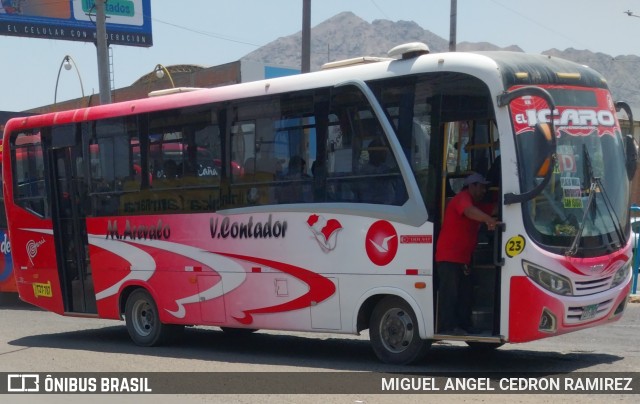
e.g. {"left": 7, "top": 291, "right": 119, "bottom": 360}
{"left": 449, "top": 0, "right": 457, "bottom": 51}
{"left": 301, "top": 0, "right": 311, "bottom": 73}
{"left": 96, "top": 0, "right": 112, "bottom": 104}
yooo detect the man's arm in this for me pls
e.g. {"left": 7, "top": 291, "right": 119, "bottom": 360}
{"left": 463, "top": 205, "right": 500, "bottom": 230}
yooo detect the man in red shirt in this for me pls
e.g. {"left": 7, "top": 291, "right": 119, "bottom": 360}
{"left": 436, "top": 172, "right": 499, "bottom": 335}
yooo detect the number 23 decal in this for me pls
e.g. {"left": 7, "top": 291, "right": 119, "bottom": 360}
{"left": 505, "top": 235, "right": 526, "bottom": 258}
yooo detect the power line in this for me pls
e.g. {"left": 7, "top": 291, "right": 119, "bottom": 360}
{"left": 369, "top": 0, "right": 390, "bottom": 19}
{"left": 151, "top": 16, "right": 262, "bottom": 48}
{"left": 485, "top": 0, "right": 589, "bottom": 50}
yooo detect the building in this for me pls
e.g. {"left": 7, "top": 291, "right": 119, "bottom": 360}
{"left": 25, "top": 60, "right": 300, "bottom": 114}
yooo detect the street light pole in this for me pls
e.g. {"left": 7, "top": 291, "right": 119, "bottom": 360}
{"left": 54, "top": 55, "right": 85, "bottom": 105}
{"left": 154, "top": 64, "right": 175, "bottom": 88}
{"left": 95, "top": 0, "right": 112, "bottom": 104}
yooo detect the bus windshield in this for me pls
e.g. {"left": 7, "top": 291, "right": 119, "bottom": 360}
{"left": 510, "top": 86, "right": 629, "bottom": 257}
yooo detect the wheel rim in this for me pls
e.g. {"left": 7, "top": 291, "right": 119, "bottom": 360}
{"left": 131, "top": 299, "right": 155, "bottom": 337}
{"left": 378, "top": 307, "right": 414, "bottom": 353}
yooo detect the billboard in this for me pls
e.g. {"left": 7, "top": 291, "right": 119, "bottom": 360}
{"left": 0, "top": 0, "right": 152, "bottom": 47}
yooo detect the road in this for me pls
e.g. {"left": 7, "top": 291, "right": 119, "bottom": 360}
{"left": 0, "top": 293, "right": 638, "bottom": 403}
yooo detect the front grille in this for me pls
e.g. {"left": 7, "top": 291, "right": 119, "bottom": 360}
{"left": 573, "top": 275, "right": 613, "bottom": 296}
{"left": 566, "top": 298, "right": 613, "bottom": 324}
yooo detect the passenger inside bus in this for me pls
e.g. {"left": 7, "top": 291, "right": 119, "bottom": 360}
{"left": 358, "top": 138, "right": 396, "bottom": 204}
{"left": 163, "top": 159, "right": 179, "bottom": 179}
{"left": 278, "top": 155, "right": 310, "bottom": 203}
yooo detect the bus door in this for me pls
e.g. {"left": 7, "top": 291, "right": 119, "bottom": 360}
{"left": 438, "top": 120, "right": 502, "bottom": 336}
{"left": 50, "top": 127, "right": 96, "bottom": 314}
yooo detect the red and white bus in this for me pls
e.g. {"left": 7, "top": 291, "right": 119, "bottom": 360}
{"left": 2, "top": 43, "right": 636, "bottom": 364}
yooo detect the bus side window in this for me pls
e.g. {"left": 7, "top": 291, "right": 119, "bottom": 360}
{"left": 327, "top": 85, "right": 407, "bottom": 206}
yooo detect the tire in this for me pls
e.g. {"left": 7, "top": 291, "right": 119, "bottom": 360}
{"left": 125, "top": 289, "right": 183, "bottom": 346}
{"left": 465, "top": 341, "right": 504, "bottom": 351}
{"left": 369, "top": 296, "right": 430, "bottom": 365}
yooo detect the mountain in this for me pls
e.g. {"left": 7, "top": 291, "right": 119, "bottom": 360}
{"left": 543, "top": 48, "right": 640, "bottom": 112}
{"left": 242, "top": 12, "right": 640, "bottom": 113}
{"left": 243, "top": 12, "right": 450, "bottom": 70}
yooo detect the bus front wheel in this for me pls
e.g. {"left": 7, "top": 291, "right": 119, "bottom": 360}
{"left": 369, "top": 296, "right": 430, "bottom": 365}
{"left": 125, "top": 289, "right": 183, "bottom": 346}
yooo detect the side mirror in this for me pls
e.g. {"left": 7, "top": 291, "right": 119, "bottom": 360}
{"left": 533, "top": 122, "right": 555, "bottom": 178}
{"left": 499, "top": 86, "right": 557, "bottom": 205}
{"left": 625, "top": 134, "right": 638, "bottom": 180}
{"left": 615, "top": 101, "right": 636, "bottom": 180}
{"left": 504, "top": 122, "right": 557, "bottom": 205}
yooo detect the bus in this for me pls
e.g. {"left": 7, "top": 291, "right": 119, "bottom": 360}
{"left": 0, "top": 116, "right": 15, "bottom": 294}
{"left": 2, "top": 42, "right": 636, "bottom": 364}
{"left": 0, "top": 143, "right": 14, "bottom": 294}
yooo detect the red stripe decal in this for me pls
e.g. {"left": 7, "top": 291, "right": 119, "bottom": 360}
{"left": 218, "top": 252, "right": 336, "bottom": 325}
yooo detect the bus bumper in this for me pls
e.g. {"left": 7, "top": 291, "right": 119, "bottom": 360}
{"left": 508, "top": 276, "right": 630, "bottom": 343}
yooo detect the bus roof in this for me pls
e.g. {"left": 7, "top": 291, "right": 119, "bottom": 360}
{"left": 475, "top": 51, "right": 608, "bottom": 91}
{"left": 3, "top": 45, "right": 609, "bottom": 131}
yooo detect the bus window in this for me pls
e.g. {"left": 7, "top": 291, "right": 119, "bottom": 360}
{"left": 12, "top": 130, "right": 47, "bottom": 217}
{"left": 130, "top": 107, "right": 223, "bottom": 214}
{"left": 90, "top": 117, "right": 138, "bottom": 216}
{"left": 230, "top": 94, "right": 318, "bottom": 207}
{"left": 327, "top": 85, "right": 407, "bottom": 205}
{"left": 274, "top": 116, "right": 314, "bottom": 204}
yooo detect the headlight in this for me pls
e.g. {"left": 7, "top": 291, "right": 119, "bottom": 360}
{"left": 610, "top": 262, "right": 631, "bottom": 288}
{"left": 522, "top": 260, "right": 573, "bottom": 296}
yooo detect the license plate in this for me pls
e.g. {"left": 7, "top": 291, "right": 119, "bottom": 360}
{"left": 580, "top": 304, "right": 599, "bottom": 320}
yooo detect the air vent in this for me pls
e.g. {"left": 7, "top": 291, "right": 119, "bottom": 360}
{"left": 388, "top": 42, "right": 430, "bottom": 59}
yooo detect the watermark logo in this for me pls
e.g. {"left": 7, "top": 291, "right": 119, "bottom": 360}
{"left": 8, "top": 374, "right": 40, "bottom": 392}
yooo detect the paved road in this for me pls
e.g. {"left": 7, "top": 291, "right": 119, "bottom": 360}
{"left": 0, "top": 294, "right": 638, "bottom": 403}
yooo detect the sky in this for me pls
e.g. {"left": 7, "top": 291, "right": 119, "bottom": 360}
{"left": 2, "top": 0, "right": 640, "bottom": 112}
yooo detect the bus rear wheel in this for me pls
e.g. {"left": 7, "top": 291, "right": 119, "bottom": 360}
{"left": 125, "top": 289, "right": 183, "bottom": 346}
{"left": 369, "top": 296, "right": 429, "bottom": 365}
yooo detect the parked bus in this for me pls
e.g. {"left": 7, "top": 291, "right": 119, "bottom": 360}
{"left": 2, "top": 43, "right": 636, "bottom": 364}
{"left": 0, "top": 144, "right": 14, "bottom": 294}
{"left": 0, "top": 117, "right": 15, "bottom": 294}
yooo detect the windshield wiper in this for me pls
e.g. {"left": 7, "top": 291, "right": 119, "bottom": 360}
{"left": 566, "top": 180, "right": 597, "bottom": 256}
{"left": 566, "top": 146, "right": 625, "bottom": 256}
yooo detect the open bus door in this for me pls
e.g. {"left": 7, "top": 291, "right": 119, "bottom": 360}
{"left": 49, "top": 125, "right": 96, "bottom": 314}
{"left": 437, "top": 119, "right": 502, "bottom": 337}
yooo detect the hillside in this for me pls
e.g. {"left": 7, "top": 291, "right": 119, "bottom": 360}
{"left": 242, "top": 12, "right": 640, "bottom": 112}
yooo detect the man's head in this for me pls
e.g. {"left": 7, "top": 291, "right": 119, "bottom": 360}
{"left": 464, "top": 172, "right": 490, "bottom": 202}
